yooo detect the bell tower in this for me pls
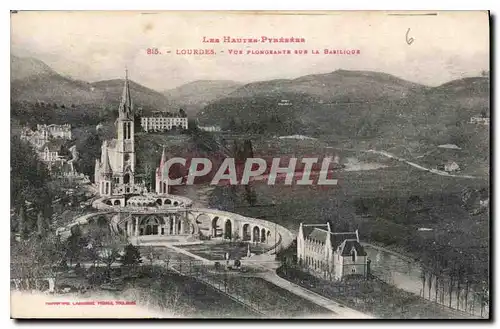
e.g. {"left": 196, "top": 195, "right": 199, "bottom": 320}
{"left": 116, "top": 68, "right": 136, "bottom": 191}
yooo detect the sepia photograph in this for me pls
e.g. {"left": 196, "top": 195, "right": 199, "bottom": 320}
{"left": 9, "top": 10, "right": 490, "bottom": 319}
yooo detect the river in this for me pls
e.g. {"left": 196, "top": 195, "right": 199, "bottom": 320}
{"left": 363, "top": 244, "right": 487, "bottom": 318}
{"left": 364, "top": 244, "right": 423, "bottom": 296}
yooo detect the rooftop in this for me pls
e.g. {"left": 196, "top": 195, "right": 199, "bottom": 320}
{"left": 302, "top": 224, "right": 359, "bottom": 249}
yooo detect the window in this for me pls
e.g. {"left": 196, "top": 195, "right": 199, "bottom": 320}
{"left": 351, "top": 250, "right": 356, "bottom": 262}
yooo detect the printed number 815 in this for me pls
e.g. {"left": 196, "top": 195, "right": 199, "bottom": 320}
{"left": 146, "top": 48, "right": 161, "bottom": 55}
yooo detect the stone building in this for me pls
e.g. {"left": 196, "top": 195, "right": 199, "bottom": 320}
{"left": 36, "top": 124, "right": 72, "bottom": 140}
{"left": 94, "top": 71, "right": 141, "bottom": 196}
{"left": 21, "top": 124, "right": 72, "bottom": 148}
{"left": 141, "top": 112, "right": 188, "bottom": 132}
{"left": 469, "top": 116, "right": 490, "bottom": 125}
{"left": 444, "top": 161, "right": 460, "bottom": 173}
{"left": 297, "top": 222, "right": 369, "bottom": 281}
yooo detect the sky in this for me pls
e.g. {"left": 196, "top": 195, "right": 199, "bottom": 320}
{"left": 11, "top": 11, "right": 490, "bottom": 91}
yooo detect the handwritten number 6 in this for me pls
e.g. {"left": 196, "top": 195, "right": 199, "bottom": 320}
{"left": 406, "top": 28, "right": 414, "bottom": 45}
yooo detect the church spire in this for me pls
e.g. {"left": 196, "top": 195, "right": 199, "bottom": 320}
{"left": 118, "top": 68, "right": 133, "bottom": 119}
{"left": 160, "top": 146, "right": 168, "bottom": 167}
{"left": 102, "top": 141, "right": 112, "bottom": 174}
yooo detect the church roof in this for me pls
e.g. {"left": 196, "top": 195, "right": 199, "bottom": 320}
{"left": 338, "top": 239, "right": 367, "bottom": 256}
{"left": 118, "top": 69, "right": 133, "bottom": 120}
{"left": 307, "top": 228, "right": 329, "bottom": 244}
{"left": 329, "top": 232, "right": 359, "bottom": 249}
{"left": 303, "top": 225, "right": 358, "bottom": 249}
{"left": 102, "top": 156, "right": 112, "bottom": 173}
{"left": 302, "top": 226, "right": 315, "bottom": 238}
{"left": 101, "top": 144, "right": 112, "bottom": 173}
{"left": 160, "top": 147, "right": 168, "bottom": 167}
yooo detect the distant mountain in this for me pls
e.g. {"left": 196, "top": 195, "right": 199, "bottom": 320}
{"left": 380, "top": 76, "right": 490, "bottom": 163}
{"left": 163, "top": 80, "right": 242, "bottom": 115}
{"left": 92, "top": 79, "right": 174, "bottom": 113}
{"left": 198, "top": 70, "right": 427, "bottom": 136}
{"left": 11, "top": 55, "right": 57, "bottom": 80}
{"left": 11, "top": 55, "right": 105, "bottom": 105}
{"left": 199, "top": 71, "right": 490, "bottom": 168}
{"left": 227, "top": 70, "right": 425, "bottom": 102}
{"left": 11, "top": 55, "right": 171, "bottom": 111}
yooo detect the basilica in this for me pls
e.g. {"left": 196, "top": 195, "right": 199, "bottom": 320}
{"left": 94, "top": 71, "right": 142, "bottom": 196}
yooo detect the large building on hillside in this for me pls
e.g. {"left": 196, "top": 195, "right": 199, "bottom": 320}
{"left": 37, "top": 124, "right": 72, "bottom": 139}
{"left": 94, "top": 71, "right": 142, "bottom": 196}
{"left": 20, "top": 123, "right": 78, "bottom": 176}
{"left": 141, "top": 112, "right": 188, "bottom": 132}
{"left": 297, "top": 222, "right": 369, "bottom": 281}
{"left": 21, "top": 124, "right": 72, "bottom": 147}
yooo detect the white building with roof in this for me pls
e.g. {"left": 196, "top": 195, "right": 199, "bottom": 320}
{"left": 141, "top": 113, "right": 188, "bottom": 132}
{"left": 297, "top": 222, "right": 369, "bottom": 281}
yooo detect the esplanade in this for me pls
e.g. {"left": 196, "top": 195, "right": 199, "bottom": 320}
{"left": 57, "top": 193, "right": 294, "bottom": 256}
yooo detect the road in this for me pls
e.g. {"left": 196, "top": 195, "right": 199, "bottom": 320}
{"left": 257, "top": 271, "right": 373, "bottom": 319}
{"left": 366, "top": 149, "right": 479, "bottom": 179}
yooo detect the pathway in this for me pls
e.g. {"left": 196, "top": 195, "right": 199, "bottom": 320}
{"left": 257, "top": 272, "right": 374, "bottom": 319}
{"left": 366, "top": 149, "right": 479, "bottom": 179}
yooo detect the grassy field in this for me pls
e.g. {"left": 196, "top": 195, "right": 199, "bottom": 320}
{"left": 200, "top": 272, "right": 333, "bottom": 318}
{"left": 277, "top": 265, "right": 475, "bottom": 319}
{"left": 127, "top": 266, "right": 259, "bottom": 318}
{"left": 136, "top": 246, "right": 199, "bottom": 268}
{"left": 176, "top": 241, "right": 268, "bottom": 261}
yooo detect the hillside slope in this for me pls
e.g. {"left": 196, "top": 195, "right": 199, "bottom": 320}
{"left": 228, "top": 70, "right": 425, "bottom": 101}
{"left": 198, "top": 70, "right": 427, "bottom": 137}
{"left": 163, "top": 80, "right": 242, "bottom": 116}
{"left": 92, "top": 79, "right": 173, "bottom": 113}
{"left": 11, "top": 55, "right": 172, "bottom": 111}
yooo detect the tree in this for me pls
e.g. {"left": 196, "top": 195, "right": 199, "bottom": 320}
{"left": 97, "top": 234, "right": 124, "bottom": 280}
{"left": 421, "top": 270, "right": 426, "bottom": 298}
{"left": 227, "top": 117, "right": 238, "bottom": 131}
{"left": 120, "top": 243, "right": 142, "bottom": 269}
{"left": 177, "top": 255, "right": 183, "bottom": 273}
{"left": 244, "top": 185, "right": 258, "bottom": 206}
{"left": 36, "top": 211, "right": 47, "bottom": 237}
{"left": 74, "top": 130, "right": 101, "bottom": 179}
{"left": 11, "top": 233, "right": 65, "bottom": 287}
{"left": 11, "top": 136, "right": 52, "bottom": 217}
{"left": 17, "top": 205, "right": 28, "bottom": 240}
{"left": 163, "top": 253, "right": 172, "bottom": 270}
{"left": 145, "top": 246, "right": 159, "bottom": 266}
{"left": 141, "top": 162, "right": 155, "bottom": 191}
{"left": 65, "top": 228, "right": 83, "bottom": 266}
{"left": 179, "top": 108, "right": 187, "bottom": 118}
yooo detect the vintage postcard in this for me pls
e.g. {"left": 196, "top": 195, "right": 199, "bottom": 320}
{"left": 10, "top": 11, "right": 490, "bottom": 319}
